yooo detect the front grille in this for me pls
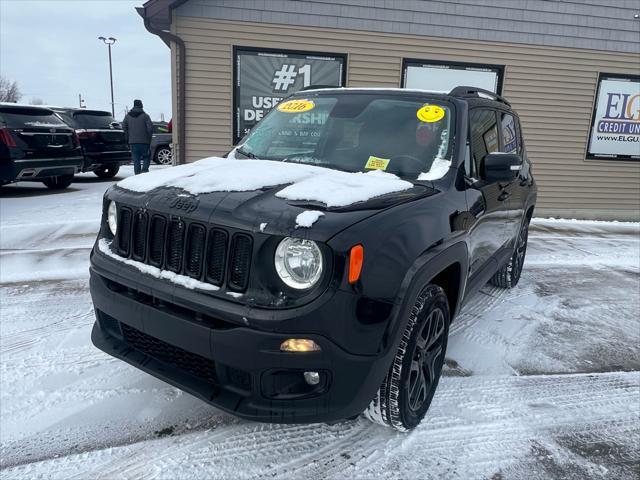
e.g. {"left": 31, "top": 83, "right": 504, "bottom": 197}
{"left": 166, "top": 218, "right": 185, "bottom": 273}
{"left": 132, "top": 211, "right": 148, "bottom": 261}
{"left": 148, "top": 216, "right": 166, "bottom": 266}
{"left": 121, "top": 323, "right": 218, "bottom": 383}
{"left": 117, "top": 208, "right": 132, "bottom": 256}
{"left": 206, "top": 229, "right": 228, "bottom": 286}
{"left": 185, "top": 224, "right": 206, "bottom": 278}
{"left": 112, "top": 206, "right": 252, "bottom": 292}
{"left": 228, "top": 234, "right": 253, "bottom": 291}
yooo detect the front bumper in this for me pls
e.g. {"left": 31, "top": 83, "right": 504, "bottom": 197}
{"left": 89, "top": 252, "right": 391, "bottom": 423}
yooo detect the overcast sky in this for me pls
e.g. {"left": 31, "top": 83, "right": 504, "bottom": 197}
{"left": 0, "top": 0, "right": 171, "bottom": 121}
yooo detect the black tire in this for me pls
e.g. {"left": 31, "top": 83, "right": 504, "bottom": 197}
{"left": 42, "top": 174, "right": 74, "bottom": 190}
{"left": 491, "top": 219, "right": 529, "bottom": 288}
{"left": 154, "top": 146, "right": 172, "bottom": 165}
{"left": 364, "top": 284, "right": 450, "bottom": 431}
{"left": 94, "top": 165, "right": 120, "bottom": 179}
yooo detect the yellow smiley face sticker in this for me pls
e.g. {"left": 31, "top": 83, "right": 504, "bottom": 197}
{"left": 276, "top": 99, "right": 315, "bottom": 113}
{"left": 416, "top": 104, "right": 445, "bottom": 123}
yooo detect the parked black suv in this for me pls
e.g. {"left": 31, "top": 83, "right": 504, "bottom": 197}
{"left": 0, "top": 104, "right": 83, "bottom": 189}
{"left": 52, "top": 108, "right": 130, "bottom": 178}
{"left": 90, "top": 87, "right": 536, "bottom": 431}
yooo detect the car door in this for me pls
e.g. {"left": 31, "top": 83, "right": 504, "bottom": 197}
{"left": 464, "top": 108, "right": 510, "bottom": 278}
{"left": 498, "top": 110, "right": 528, "bottom": 241}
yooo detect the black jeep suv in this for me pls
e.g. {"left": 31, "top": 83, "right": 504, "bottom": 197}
{"left": 90, "top": 87, "right": 536, "bottom": 431}
{"left": 52, "top": 108, "right": 130, "bottom": 178}
{"left": 0, "top": 104, "right": 83, "bottom": 189}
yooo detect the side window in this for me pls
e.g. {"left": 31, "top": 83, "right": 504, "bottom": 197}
{"left": 469, "top": 109, "right": 498, "bottom": 176}
{"left": 500, "top": 112, "right": 519, "bottom": 154}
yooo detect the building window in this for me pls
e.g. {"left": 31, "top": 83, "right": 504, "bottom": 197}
{"left": 500, "top": 112, "right": 519, "bottom": 154}
{"left": 586, "top": 73, "right": 640, "bottom": 161}
{"left": 469, "top": 109, "right": 499, "bottom": 175}
{"left": 402, "top": 59, "right": 504, "bottom": 94}
{"left": 233, "top": 47, "right": 347, "bottom": 145}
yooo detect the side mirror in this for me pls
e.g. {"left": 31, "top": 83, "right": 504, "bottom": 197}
{"left": 482, "top": 152, "right": 522, "bottom": 182}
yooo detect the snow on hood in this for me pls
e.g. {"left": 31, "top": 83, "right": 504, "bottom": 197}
{"left": 295, "top": 210, "right": 325, "bottom": 228}
{"left": 116, "top": 157, "right": 414, "bottom": 208}
{"left": 98, "top": 239, "right": 218, "bottom": 291}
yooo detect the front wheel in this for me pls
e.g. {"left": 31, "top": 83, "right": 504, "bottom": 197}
{"left": 364, "top": 284, "right": 450, "bottom": 431}
{"left": 42, "top": 174, "right": 74, "bottom": 190}
{"left": 94, "top": 165, "right": 120, "bottom": 179}
{"left": 154, "top": 146, "right": 172, "bottom": 165}
{"left": 491, "top": 219, "right": 529, "bottom": 288}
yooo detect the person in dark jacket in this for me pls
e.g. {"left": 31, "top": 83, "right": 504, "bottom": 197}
{"left": 122, "top": 99, "right": 154, "bottom": 174}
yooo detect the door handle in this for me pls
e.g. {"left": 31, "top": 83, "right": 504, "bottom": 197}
{"left": 498, "top": 190, "right": 510, "bottom": 202}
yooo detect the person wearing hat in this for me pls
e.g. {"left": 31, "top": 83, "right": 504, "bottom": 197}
{"left": 122, "top": 99, "right": 154, "bottom": 174}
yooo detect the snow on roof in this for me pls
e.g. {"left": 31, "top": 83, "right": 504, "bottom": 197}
{"left": 117, "top": 157, "right": 414, "bottom": 208}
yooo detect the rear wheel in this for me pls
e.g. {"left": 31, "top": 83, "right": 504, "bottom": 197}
{"left": 42, "top": 174, "right": 74, "bottom": 190}
{"left": 94, "top": 165, "right": 120, "bottom": 179}
{"left": 154, "top": 146, "right": 172, "bottom": 165}
{"left": 491, "top": 219, "right": 529, "bottom": 288}
{"left": 364, "top": 284, "right": 450, "bottom": 431}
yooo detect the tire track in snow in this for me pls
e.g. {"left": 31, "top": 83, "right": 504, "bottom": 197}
{"left": 0, "top": 279, "right": 94, "bottom": 354}
{"left": 5, "top": 372, "right": 637, "bottom": 479}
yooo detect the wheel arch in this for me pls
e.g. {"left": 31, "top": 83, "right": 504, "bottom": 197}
{"left": 381, "top": 241, "right": 468, "bottom": 355}
{"left": 525, "top": 204, "right": 535, "bottom": 221}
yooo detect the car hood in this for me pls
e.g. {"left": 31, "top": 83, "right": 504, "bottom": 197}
{"left": 109, "top": 183, "right": 435, "bottom": 242}
{"left": 109, "top": 157, "right": 437, "bottom": 241}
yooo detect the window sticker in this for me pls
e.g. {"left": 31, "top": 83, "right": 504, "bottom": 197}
{"left": 365, "top": 155, "right": 390, "bottom": 170}
{"left": 416, "top": 104, "right": 445, "bottom": 123}
{"left": 277, "top": 99, "right": 315, "bottom": 113}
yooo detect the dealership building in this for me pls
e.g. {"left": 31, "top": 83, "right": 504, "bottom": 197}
{"left": 139, "top": 0, "right": 640, "bottom": 220}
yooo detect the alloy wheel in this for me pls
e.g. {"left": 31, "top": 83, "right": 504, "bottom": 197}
{"left": 512, "top": 222, "right": 529, "bottom": 282}
{"left": 407, "top": 307, "right": 446, "bottom": 412}
{"left": 156, "top": 148, "right": 172, "bottom": 165}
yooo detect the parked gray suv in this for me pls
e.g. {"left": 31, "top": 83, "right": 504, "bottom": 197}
{"left": 151, "top": 122, "right": 172, "bottom": 165}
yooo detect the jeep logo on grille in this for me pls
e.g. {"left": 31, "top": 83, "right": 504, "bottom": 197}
{"left": 169, "top": 196, "right": 199, "bottom": 213}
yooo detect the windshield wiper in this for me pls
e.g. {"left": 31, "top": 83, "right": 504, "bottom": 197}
{"left": 235, "top": 147, "right": 257, "bottom": 159}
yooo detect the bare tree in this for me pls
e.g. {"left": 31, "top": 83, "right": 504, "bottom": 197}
{"left": 29, "top": 98, "right": 45, "bottom": 105}
{"left": 0, "top": 76, "right": 22, "bottom": 103}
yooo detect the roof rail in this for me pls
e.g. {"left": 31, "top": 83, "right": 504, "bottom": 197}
{"left": 448, "top": 86, "right": 511, "bottom": 106}
{"left": 300, "top": 85, "right": 343, "bottom": 91}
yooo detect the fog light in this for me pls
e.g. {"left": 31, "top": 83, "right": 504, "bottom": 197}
{"left": 280, "top": 338, "right": 321, "bottom": 352}
{"left": 304, "top": 371, "right": 320, "bottom": 385}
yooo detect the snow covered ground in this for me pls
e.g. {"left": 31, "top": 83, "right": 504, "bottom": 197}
{"left": 1, "top": 167, "right": 638, "bottom": 479}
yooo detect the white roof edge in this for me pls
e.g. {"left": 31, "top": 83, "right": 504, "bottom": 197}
{"left": 299, "top": 87, "right": 450, "bottom": 95}
{"left": 0, "top": 102, "right": 55, "bottom": 110}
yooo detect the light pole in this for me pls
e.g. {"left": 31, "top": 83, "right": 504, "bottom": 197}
{"left": 98, "top": 36, "right": 117, "bottom": 116}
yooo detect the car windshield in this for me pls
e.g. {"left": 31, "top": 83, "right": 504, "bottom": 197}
{"left": 0, "top": 107, "right": 67, "bottom": 128}
{"left": 73, "top": 111, "right": 117, "bottom": 129}
{"left": 237, "top": 93, "right": 454, "bottom": 180}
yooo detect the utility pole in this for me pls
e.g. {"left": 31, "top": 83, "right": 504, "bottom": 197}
{"left": 98, "top": 36, "right": 117, "bottom": 116}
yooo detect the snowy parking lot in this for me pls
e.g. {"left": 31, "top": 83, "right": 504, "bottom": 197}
{"left": 1, "top": 168, "right": 639, "bottom": 479}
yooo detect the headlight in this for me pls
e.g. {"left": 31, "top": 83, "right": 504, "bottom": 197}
{"left": 275, "top": 238, "right": 323, "bottom": 289}
{"left": 107, "top": 201, "right": 117, "bottom": 236}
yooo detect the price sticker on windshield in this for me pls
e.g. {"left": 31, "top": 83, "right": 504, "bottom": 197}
{"left": 417, "top": 104, "right": 445, "bottom": 123}
{"left": 277, "top": 99, "right": 315, "bottom": 113}
{"left": 365, "top": 155, "right": 390, "bottom": 171}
